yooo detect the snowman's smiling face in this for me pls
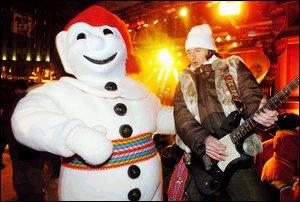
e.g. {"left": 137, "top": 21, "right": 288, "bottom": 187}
{"left": 56, "top": 22, "right": 127, "bottom": 81}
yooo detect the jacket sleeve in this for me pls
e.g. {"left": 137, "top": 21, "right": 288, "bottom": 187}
{"left": 173, "top": 82, "right": 210, "bottom": 155}
{"left": 237, "top": 61, "right": 265, "bottom": 118}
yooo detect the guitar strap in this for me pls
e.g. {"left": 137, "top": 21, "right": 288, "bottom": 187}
{"left": 223, "top": 67, "right": 244, "bottom": 114}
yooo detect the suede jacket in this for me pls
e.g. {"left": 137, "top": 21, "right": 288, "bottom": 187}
{"left": 173, "top": 56, "right": 265, "bottom": 156}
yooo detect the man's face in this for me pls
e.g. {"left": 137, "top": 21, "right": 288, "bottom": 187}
{"left": 186, "top": 48, "right": 209, "bottom": 68}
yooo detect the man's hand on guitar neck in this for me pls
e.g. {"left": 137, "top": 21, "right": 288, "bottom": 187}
{"left": 204, "top": 135, "right": 228, "bottom": 161}
{"left": 253, "top": 98, "right": 279, "bottom": 127}
{"left": 253, "top": 108, "right": 279, "bottom": 127}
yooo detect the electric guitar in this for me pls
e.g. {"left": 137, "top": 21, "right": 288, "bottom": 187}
{"left": 188, "top": 75, "right": 299, "bottom": 195}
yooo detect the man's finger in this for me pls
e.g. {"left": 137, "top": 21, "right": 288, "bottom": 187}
{"left": 206, "top": 150, "right": 226, "bottom": 161}
{"left": 253, "top": 115, "right": 273, "bottom": 127}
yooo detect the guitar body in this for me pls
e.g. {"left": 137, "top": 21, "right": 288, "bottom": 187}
{"left": 188, "top": 111, "right": 252, "bottom": 195}
{"left": 186, "top": 75, "right": 299, "bottom": 195}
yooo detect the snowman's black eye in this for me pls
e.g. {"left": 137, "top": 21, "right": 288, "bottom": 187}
{"left": 103, "top": 28, "right": 113, "bottom": 35}
{"left": 77, "top": 33, "right": 86, "bottom": 40}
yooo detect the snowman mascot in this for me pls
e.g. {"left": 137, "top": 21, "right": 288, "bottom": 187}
{"left": 11, "top": 5, "right": 175, "bottom": 201}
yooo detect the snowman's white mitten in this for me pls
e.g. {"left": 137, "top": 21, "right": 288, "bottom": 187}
{"left": 92, "top": 125, "right": 107, "bottom": 135}
{"left": 66, "top": 125, "right": 113, "bottom": 165}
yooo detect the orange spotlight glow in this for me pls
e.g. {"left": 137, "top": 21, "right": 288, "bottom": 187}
{"left": 173, "top": 69, "right": 179, "bottom": 82}
{"left": 219, "top": 2, "right": 241, "bottom": 16}
{"left": 179, "top": 7, "right": 188, "bottom": 17}
{"left": 131, "top": 34, "right": 189, "bottom": 105}
{"left": 290, "top": 109, "right": 299, "bottom": 115}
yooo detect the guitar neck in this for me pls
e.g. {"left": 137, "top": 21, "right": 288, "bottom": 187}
{"left": 230, "top": 75, "right": 299, "bottom": 143}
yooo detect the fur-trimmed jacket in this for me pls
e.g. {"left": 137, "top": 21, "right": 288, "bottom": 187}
{"left": 173, "top": 55, "right": 265, "bottom": 157}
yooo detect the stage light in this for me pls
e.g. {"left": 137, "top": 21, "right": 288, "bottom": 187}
{"left": 179, "top": 7, "right": 188, "bottom": 17}
{"left": 219, "top": 2, "right": 241, "bottom": 16}
{"left": 226, "top": 34, "right": 232, "bottom": 41}
{"left": 216, "top": 37, "right": 222, "bottom": 43}
{"left": 157, "top": 48, "right": 173, "bottom": 68}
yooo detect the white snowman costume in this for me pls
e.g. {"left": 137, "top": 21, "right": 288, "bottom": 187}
{"left": 11, "top": 5, "right": 175, "bottom": 201}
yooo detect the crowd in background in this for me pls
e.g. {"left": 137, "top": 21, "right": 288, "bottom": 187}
{"left": 1, "top": 79, "right": 60, "bottom": 201}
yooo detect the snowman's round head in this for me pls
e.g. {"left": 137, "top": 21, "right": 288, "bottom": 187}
{"left": 56, "top": 5, "right": 139, "bottom": 82}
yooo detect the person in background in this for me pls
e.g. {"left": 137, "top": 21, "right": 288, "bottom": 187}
{"left": 258, "top": 113, "right": 299, "bottom": 201}
{"left": 0, "top": 80, "right": 14, "bottom": 169}
{"left": 173, "top": 23, "right": 278, "bottom": 201}
{"left": 0, "top": 113, "right": 6, "bottom": 169}
{"left": 3, "top": 80, "right": 46, "bottom": 201}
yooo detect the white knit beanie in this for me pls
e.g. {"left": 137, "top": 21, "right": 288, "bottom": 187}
{"left": 185, "top": 24, "right": 216, "bottom": 51}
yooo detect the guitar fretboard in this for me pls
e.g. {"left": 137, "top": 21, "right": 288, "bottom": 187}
{"left": 230, "top": 75, "right": 299, "bottom": 144}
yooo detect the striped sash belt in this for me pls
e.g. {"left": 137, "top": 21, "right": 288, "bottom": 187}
{"left": 62, "top": 133, "right": 157, "bottom": 170}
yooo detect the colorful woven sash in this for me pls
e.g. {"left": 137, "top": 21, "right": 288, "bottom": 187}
{"left": 62, "top": 133, "right": 157, "bottom": 170}
{"left": 167, "top": 156, "right": 189, "bottom": 201}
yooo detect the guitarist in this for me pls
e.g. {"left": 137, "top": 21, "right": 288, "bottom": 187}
{"left": 173, "top": 24, "right": 279, "bottom": 201}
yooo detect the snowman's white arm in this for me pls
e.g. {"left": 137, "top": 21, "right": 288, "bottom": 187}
{"left": 156, "top": 106, "right": 176, "bottom": 134}
{"left": 11, "top": 92, "right": 84, "bottom": 157}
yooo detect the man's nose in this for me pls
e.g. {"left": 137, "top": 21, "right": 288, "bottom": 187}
{"left": 190, "top": 53, "right": 196, "bottom": 61}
